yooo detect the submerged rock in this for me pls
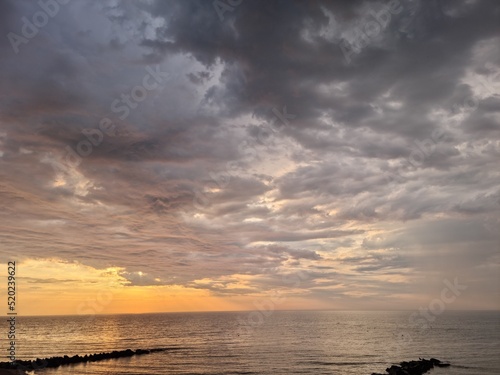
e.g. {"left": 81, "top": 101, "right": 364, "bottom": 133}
{"left": 371, "top": 357, "right": 450, "bottom": 375}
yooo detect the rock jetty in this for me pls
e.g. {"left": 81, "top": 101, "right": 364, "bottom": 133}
{"left": 0, "top": 348, "right": 170, "bottom": 372}
{"left": 372, "top": 358, "right": 450, "bottom": 375}
{"left": 0, "top": 370, "right": 25, "bottom": 375}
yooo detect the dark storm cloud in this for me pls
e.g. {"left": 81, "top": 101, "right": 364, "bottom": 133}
{"left": 0, "top": 0, "right": 498, "bottom": 308}
{"left": 139, "top": 0, "right": 498, "bottom": 129}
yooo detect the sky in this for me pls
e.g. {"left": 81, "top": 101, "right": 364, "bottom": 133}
{"left": 0, "top": 0, "right": 499, "bottom": 316}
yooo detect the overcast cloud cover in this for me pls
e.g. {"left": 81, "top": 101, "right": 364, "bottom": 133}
{"left": 0, "top": 0, "right": 499, "bottom": 311}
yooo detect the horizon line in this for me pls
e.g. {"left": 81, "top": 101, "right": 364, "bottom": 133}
{"left": 19, "top": 308, "right": 500, "bottom": 318}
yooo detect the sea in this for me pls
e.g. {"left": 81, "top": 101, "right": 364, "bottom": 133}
{"left": 6, "top": 310, "right": 500, "bottom": 375}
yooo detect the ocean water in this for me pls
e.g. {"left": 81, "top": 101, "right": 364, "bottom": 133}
{"left": 7, "top": 310, "right": 500, "bottom": 375}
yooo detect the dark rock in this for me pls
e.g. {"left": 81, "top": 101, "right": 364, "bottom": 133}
{"left": 373, "top": 358, "right": 450, "bottom": 375}
{"left": 0, "top": 348, "right": 169, "bottom": 371}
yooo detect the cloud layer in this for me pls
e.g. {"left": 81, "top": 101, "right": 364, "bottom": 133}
{"left": 0, "top": 0, "right": 499, "bottom": 311}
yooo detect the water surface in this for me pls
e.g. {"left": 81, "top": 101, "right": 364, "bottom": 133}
{"left": 11, "top": 310, "right": 500, "bottom": 374}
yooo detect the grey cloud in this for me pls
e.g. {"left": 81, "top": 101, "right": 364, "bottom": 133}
{"left": 0, "top": 0, "right": 498, "bottom": 309}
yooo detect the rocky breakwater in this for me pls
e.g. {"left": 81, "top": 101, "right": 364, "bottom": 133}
{"left": 372, "top": 358, "right": 451, "bottom": 375}
{"left": 0, "top": 369, "right": 27, "bottom": 375}
{"left": 0, "top": 348, "right": 170, "bottom": 372}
